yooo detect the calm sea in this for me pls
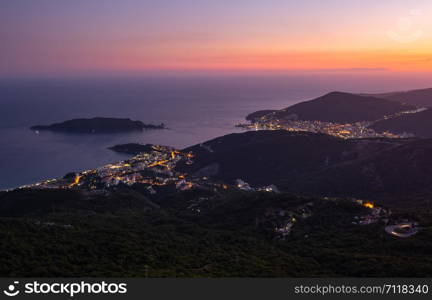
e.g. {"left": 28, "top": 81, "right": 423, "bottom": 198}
{"left": 0, "top": 74, "right": 430, "bottom": 189}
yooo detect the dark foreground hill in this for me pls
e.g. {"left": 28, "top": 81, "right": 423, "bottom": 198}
{"left": 371, "top": 109, "right": 432, "bottom": 138}
{"left": 370, "top": 88, "right": 432, "bottom": 107}
{"left": 180, "top": 131, "right": 355, "bottom": 185}
{"left": 1, "top": 188, "right": 432, "bottom": 277}
{"left": 246, "top": 92, "right": 415, "bottom": 123}
{"left": 180, "top": 130, "right": 431, "bottom": 205}
{"left": 281, "top": 138, "right": 432, "bottom": 205}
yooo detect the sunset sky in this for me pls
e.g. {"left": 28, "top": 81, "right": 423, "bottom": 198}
{"left": 1, "top": 0, "right": 432, "bottom": 77}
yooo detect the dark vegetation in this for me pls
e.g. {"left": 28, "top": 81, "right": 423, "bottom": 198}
{"left": 180, "top": 130, "right": 432, "bottom": 206}
{"left": 372, "top": 109, "right": 432, "bottom": 138}
{"left": 279, "top": 137, "right": 432, "bottom": 207}
{"left": 180, "top": 131, "right": 354, "bottom": 185}
{"left": 1, "top": 188, "right": 432, "bottom": 277}
{"left": 370, "top": 88, "right": 432, "bottom": 107}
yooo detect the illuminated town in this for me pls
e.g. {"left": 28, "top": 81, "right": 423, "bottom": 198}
{"left": 15, "top": 143, "right": 419, "bottom": 240}
{"left": 237, "top": 119, "right": 402, "bottom": 139}
{"left": 17, "top": 145, "right": 278, "bottom": 196}
{"left": 19, "top": 145, "right": 198, "bottom": 193}
{"left": 237, "top": 108, "right": 426, "bottom": 139}
{"left": 237, "top": 118, "right": 410, "bottom": 139}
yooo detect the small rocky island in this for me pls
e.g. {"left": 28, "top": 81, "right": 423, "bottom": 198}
{"left": 31, "top": 117, "right": 165, "bottom": 133}
{"left": 108, "top": 143, "right": 156, "bottom": 155}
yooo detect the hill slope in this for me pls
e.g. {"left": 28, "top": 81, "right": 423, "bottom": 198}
{"left": 371, "top": 88, "right": 432, "bottom": 107}
{"left": 371, "top": 109, "right": 432, "bottom": 138}
{"left": 247, "top": 92, "right": 415, "bottom": 123}
{"left": 281, "top": 138, "right": 432, "bottom": 205}
{"left": 180, "top": 130, "right": 430, "bottom": 204}
{"left": 2, "top": 188, "right": 432, "bottom": 277}
{"left": 180, "top": 131, "right": 356, "bottom": 185}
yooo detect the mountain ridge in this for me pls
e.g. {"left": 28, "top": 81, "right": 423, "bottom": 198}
{"left": 246, "top": 91, "right": 416, "bottom": 123}
{"left": 366, "top": 88, "right": 432, "bottom": 107}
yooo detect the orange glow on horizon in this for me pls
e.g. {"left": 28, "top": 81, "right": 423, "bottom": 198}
{"left": 3, "top": 1, "right": 432, "bottom": 77}
{"left": 88, "top": 47, "right": 432, "bottom": 73}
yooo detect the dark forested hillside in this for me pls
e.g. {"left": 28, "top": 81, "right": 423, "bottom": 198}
{"left": 180, "top": 130, "right": 431, "bottom": 204}
{"left": 371, "top": 88, "right": 432, "bottom": 107}
{"left": 1, "top": 189, "right": 432, "bottom": 277}
{"left": 371, "top": 109, "right": 432, "bottom": 138}
{"left": 246, "top": 92, "right": 415, "bottom": 123}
